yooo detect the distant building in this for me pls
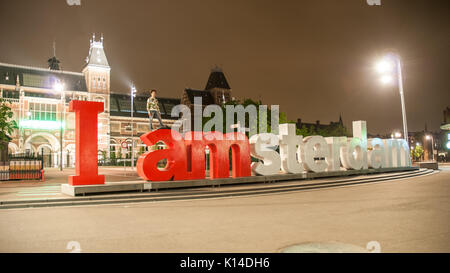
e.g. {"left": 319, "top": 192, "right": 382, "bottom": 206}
{"left": 296, "top": 115, "right": 345, "bottom": 133}
{"left": 181, "top": 66, "right": 233, "bottom": 128}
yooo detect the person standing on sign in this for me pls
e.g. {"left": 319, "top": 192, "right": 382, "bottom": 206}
{"left": 147, "top": 89, "right": 165, "bottom": 130}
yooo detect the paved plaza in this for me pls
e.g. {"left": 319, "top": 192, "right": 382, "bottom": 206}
{"left": 0, "top": 165, "right": 449, "bottom": 252}
{"left": 0, "top": 167, "right": 140, "bottom": 200}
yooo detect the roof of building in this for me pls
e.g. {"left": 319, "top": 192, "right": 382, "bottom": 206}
{"left": 84, "top": 36, "right": 109, "bottom": 68}
{"left": 0, "top": 62, "right": 88, "bottom": 92}
{"left": 109, "top": 93, "right": 181, "bottom": 120}
{"left": 205, "top": 68, "right": 231, "bottom": 90}
{"left": 184, "top": 88, "right": 215, "bottom": 105}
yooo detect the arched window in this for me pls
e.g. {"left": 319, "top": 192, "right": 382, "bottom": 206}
{"left": 93, "top": 96, "right": 104, "bottom": 102}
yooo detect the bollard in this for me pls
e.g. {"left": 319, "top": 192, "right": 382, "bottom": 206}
{"left": 41, "top": 170, "right": 45, "bottom": 182}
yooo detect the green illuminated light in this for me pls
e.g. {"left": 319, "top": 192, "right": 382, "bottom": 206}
{"left": 20, "top": 119, "right": 64, "bottom": 130}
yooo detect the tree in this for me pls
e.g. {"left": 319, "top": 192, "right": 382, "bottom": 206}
{"left": 411, "top": 145, "right": 424, "bottom": 161}
{"left": 296, "top": 123, "right": 349, "bottom": 137}
{"left": 202, "top": 98, "right": 292, "bottom": 136}
{"left": 0, "top": 98, "right": 18, "bottom": 149}
{"left": 201, "top": 98, "right": 349, "bottom": 138}
{"left": 138, "top": 146, "right": 145, "bottom": 155}
{"left": 110, "top": 147, "right": 116, "bottom": 160}
{"left": 98, "top": 149, "right": 107, "bottom": 161}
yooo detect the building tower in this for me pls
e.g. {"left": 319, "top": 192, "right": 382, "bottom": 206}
{"left": 82, "top": 34, "right": 111, "bottom": 156}
{"left": 205, "top": 66, "right": 232, "bottom": 105}
{"left": 82, "top": 34, "right": 111, "bottom": 94}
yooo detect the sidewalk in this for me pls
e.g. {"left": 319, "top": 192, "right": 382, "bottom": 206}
{"left": 1, "top": 164, "right": 446, "bottom": 202}
{"left": 0, "top": 166, "right": 142, "bottom": 201}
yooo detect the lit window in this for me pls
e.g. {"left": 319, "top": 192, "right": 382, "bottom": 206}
{"left": 28, "top": 102, "right": 57, "bottom": 121}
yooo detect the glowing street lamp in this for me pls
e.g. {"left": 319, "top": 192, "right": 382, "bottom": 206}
{"left": 54, "top": 82, "right": 64, "bottom": 92}
{"left": 375, "top": 53, "right": 409, "bottom": 143}
{"left": 375, "top": 59, "right": 394, "bottom": 74}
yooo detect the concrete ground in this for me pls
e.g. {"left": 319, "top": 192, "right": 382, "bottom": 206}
{"left": 0, "top": 166, "right": 140, "bottom": 200}
{"left": 0, "top": 166, "right": 449, "bottom": 253}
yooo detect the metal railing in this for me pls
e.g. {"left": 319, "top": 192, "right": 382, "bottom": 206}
{"left": 1, "top": 98, "right": 20, "bottom": 104}
{"left": 1, "top": 153, "right": 44, "bottom": 181}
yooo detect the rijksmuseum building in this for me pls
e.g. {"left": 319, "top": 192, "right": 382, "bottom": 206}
{"left": 0, "top": 35, "right": 232, "bottom": 167}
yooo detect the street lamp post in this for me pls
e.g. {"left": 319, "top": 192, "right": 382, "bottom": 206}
{"left": 426, "top": 135, "right": 435, "bottom": 162}
{"left": 376, "top": 53, "right": 409, "bottom": 143}
{"left": 60, "top": 92, "right": 63, "bottom": 171}
{"left": 54, "top": 81, "right": 64, "bottom": 171}
{"left": 396, "top": 57, "right": 409, "bottom": 144}
{"left": 131, "top": 85, "right": 137, "bottom": 170}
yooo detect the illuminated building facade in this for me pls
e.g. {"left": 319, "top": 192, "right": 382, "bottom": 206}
{"left": 0, "top": 35, "right": 179, "bottom": 167}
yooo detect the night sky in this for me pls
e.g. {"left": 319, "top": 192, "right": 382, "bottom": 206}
{"left": 0, "top": 0, "right": 448, "bottom": 135}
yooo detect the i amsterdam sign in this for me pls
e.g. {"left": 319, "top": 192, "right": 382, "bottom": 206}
{"left": 68, "top": 100, "right": 411, "bottom": 186}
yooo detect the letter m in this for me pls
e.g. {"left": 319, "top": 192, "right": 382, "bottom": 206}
{"left": 389, "top": 139, "right": 412, "bottom": 167}
{"left": 201, "top": 132, "right": 252, "bottom": 179}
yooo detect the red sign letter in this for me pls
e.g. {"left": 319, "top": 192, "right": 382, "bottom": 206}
{"left": 68, "top": 100, "right": 105, "bottom": 186}
{"left": 137, "top": 129, "right": 188, "bottom": 181}
{"left": 225, "top": 132, "right": 252, "bottom": 178}
{"left": 137, "top": 130, "right": 251, "bottom": 181}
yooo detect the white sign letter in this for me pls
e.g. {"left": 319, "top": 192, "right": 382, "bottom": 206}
{"left": 250, "top": 133, "right": 281, "bottom": 175}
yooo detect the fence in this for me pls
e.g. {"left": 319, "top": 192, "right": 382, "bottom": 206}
{"left": 1, "top": 153, "right": 44, "bottom": 181}
{"left": 0, "top": 161, "right": 9, "bottom": 181}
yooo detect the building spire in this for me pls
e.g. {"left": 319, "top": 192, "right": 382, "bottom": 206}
{"left": 205, "top": 66, "right": 230, "bottom": 90}
{"left": 48, "top": 39, "right": 61, "bottom": 70}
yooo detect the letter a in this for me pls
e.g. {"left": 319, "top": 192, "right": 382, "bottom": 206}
{"left": 137, "top": 129, "right": 188, "bottom": 181}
